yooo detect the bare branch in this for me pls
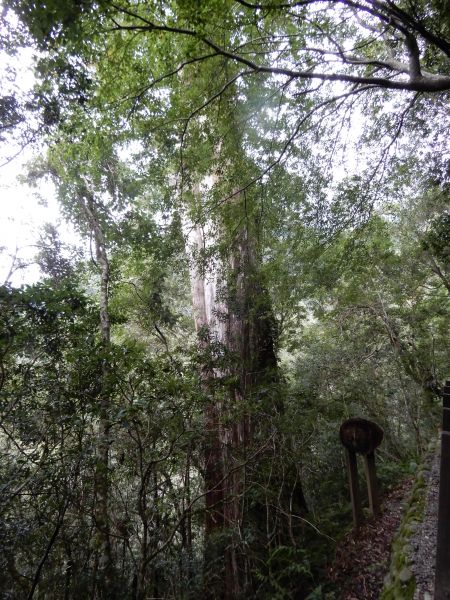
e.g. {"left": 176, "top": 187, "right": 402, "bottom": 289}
{"left": 213, "top": 84, "right": 376, "bottom": 207}
{"left": 124, "top": 52, "right": 219, "bottom": 114}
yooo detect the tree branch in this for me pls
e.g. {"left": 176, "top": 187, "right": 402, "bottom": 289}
{"left": 107, "top": 17, "right": 450, "bottom": 92}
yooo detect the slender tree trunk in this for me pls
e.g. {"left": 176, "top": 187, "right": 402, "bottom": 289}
{"left": 83, "top": 197, "right": 116, "bottom": 598}
{"left": 427, "top": 251, "right": 450, "bottom": 297}
{"left": 181, "top": 440, "right": 194, "bottom": 589}
{"left": 137, "top": 456, "right": 152, "bottom": 599}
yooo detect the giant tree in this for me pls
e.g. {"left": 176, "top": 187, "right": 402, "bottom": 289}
{"left": 2, "top": 0, "right": 449, "bottom": 597}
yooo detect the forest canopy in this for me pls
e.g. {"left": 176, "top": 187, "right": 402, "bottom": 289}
{"left": 0, "top": 1, "right": 449, "bottom": 598}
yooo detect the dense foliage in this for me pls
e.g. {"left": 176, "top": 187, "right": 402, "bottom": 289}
{"left": 0, "top": 1, "right": 449, "bottom": 598}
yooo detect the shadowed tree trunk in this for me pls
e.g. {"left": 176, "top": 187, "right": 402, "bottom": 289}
{"left": 83, "top": 196, "right": 116, "bottom": 599}
{"left": 187, "top": 215, "right": 226, "bottom": 534}
{"left": 186, "top": 182, "right": 307, "bottom": 598}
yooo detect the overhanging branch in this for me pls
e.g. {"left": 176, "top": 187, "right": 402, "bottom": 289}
{"left": 107, "top": 2, "right": 450, "bottom": 93}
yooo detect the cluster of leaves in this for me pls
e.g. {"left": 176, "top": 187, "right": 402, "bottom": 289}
{"left": 0, "top": 0, "right": 449, "bottom": 598}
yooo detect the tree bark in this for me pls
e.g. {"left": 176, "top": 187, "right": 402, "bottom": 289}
{"left": 186, "top": 183, "right": 306, "bottom": 598}
{"left": 83, "top": 196, "right": 116, "bottom": 599}
{"left": 427, "top": 251, "right": 450, "bottom": 298}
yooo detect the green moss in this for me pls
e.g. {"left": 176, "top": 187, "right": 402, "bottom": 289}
{"left": 380, "top": 453, "right": 433, "bottom": 600}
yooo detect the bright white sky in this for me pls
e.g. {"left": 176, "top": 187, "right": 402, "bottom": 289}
{"left": 0, "top": 7, "right": 416, "bottom": 289}
{"left": 0, "top": 40, "right": 81, "bottom": 286}
{"left": 0, "top": 158, "right": 67, "bottom": 285}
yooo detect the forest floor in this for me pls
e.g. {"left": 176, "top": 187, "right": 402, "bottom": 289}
{"left": 327, "top": 477, "right": 415, "bottom": 599}
{"left": 327, "top": 446, "right": 440, "bottom": 600}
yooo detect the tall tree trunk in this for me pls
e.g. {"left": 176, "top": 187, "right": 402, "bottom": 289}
{"left": 222, "top": 221, "right": 281, "bottom": 597}
{"left": 187, "top": 218, "right": 226, "bottom": 560}
{"left": 83, "top": 196, "right": 116, "bottom": 598}
{"left": 186, "top": 184, "right": 306, "bottom": 598}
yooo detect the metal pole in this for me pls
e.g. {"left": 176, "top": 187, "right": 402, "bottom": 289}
{"left": 435, "top": 380, "right": 450, "bottom": 600}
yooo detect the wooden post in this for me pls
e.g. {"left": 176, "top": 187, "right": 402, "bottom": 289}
{"left": 345, "top": 449, "right": 364, "bottom": 529}
{"left": 435, "top": 380, "right": 450, "bottom": 600}
{"left": 363, "top": 451, "right": 380, "bottom": 517}
{"left": 340, "top": 418, "right": 383, "bottom": 530}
